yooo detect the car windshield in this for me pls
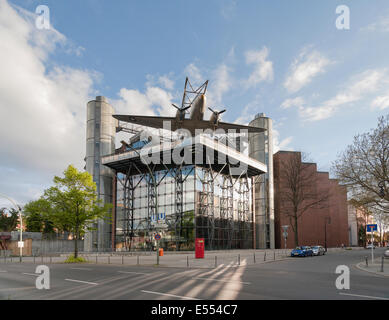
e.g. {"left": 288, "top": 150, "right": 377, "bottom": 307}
{"left": 312, "top": 246, "right": 319, "bottom": 249}
{"left": 295, "top": 247, "right": 302, "bottom": 250}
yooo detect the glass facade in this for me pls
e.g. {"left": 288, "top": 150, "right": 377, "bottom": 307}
{"left": 115, "top": 165, "right": 254, "bottom": 251}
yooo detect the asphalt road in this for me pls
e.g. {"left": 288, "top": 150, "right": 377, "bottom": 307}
{"left": 0, "top": 248, "right": 388, "bottom": 300}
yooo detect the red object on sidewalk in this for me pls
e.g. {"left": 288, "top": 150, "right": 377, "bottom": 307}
{"left": 195, "top": 238, "right": 205, "bottom": 259}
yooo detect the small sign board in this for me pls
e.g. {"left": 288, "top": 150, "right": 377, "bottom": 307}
{"left": 18, "top": 241, "right": 24, "bottom": 248}
{"left": 366, "top": 224, "right": 377, "bottom": 232}
{"left": 154, "top": 233, "right": 161, "bottom": 241}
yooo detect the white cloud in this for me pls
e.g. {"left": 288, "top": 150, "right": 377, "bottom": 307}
{"left": 207, "top": 64, "right": 232, "bottom": 107}
{"left": 361, "top": 15, "right": 389, "bottom": 33}
{"left": 244, "top": 47, "right": 274, "bottom": 88}
{"left": 0, "top": 1, "right": 97, "bottom": 177}
{"left": 113, "top": 86, "right": 175, "bottom": 117}
{"left": 234, "top": 95, "right": 262, "bottom": 125}
{"left": 0, "top": 0, "right": 100, "bottom": 205}
{"left": 146, "top": 73, "right": 175, "bottom": 91}
{"left": 158, "top": 75, "right": 175, "bottom": 90}
{"left": 299, "top": 69, "right": 389, "bottom": 121}
{"left": 146, "top": 86, "right": 175, "bottom": 116}
{"left": 114, "top": 88, "right": 155, "bottom": 115}
{"left": 371, "top": 93, "right": 389, "bottom": 110}
{"left": 272, "top": 126, "right": 293, "bottom": 154}
{"left": 284, "top": 49, "right": 331, "bottom": 93}
{"left": 184, "top": 63, "right": 203, "bottom": 85}
{"left": 280, "top": 97, "right": 305, "bottom": 109}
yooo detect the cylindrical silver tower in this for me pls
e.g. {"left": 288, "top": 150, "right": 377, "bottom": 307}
{"left": 85, "top": 96, "right": 116, "bottom": 252}
{"left": 249, "top": 113, "right": 275, "bottom": 249}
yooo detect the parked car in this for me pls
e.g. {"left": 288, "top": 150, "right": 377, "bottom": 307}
{"left": 366, "top": 244, "right": 375, "bottom": 249}
{"left": 311, "top": 245, "right": 326, "bottom": 256}
{"left": 384, "top": 250, "right": 389, "bottom": 258}
{"left": 291, "top": 246, "right": 314, "bottom": 257}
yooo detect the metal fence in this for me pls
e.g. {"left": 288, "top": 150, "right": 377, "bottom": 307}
{"left": 1, "top": 249, "right": 292, "bottom": 268}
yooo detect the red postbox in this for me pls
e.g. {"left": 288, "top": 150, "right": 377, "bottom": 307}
{"left": 195, "top": 238, "right": 205, "bottom": 259}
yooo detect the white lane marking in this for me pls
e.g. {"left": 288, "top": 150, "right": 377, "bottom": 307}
{"left": 0, "top": 286, "right": 35, "bottom": 292}
{"left": 70, "top": 268, "right": 93, "bottom": 271}
{"left": 0, "top": 270, "right": 8, "bottom": 273}
{"left": 118, "top": 271, "right": 149, "bottom": 275}
{"left": 192, "top": 277, "right": 251, "bottom": 285}
{"left": 117, "top": 271, "right": 166, "bottom": 276}
{"left": 22, "top": 273, "right": 38, "bottom": 276}
{"left": 339, "top": 293, "right": 389, "bottom": 300}
{"left": 141, "top": 290, "right": 200, "bottom": 300}
{"left": 64, "top": 279, "right": 98, "bottom": 285}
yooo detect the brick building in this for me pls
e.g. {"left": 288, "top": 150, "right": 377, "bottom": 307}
{"left": 273, "top": 151, "right": 349, "bottom": 249}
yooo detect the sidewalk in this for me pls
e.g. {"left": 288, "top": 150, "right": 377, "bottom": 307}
{"left": 1, "top": 249, "right": 291, "bottom": 268}
{"left": 356, "top": 257, "right": 389, "bottom": 277}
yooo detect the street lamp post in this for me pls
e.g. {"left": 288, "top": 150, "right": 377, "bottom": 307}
{"left": 0, "top": 193, "right": 23, "bottom": 262}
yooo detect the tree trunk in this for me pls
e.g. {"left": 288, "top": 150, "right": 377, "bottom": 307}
{"left": 74, "top": 205, "right": 79, "bottom": 259}
{"left": 294, "top": 215, "right": 299, "bottom": 247}
{"left": 74, "top": 228, "right": 78, "bottom": 259}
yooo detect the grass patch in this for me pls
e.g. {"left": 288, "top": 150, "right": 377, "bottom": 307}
{"left": 64, "top": 255, "right": 87, "bottom": 263}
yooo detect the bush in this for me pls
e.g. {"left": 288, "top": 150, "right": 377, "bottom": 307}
{"left": 64, "top": 255, "right": 87, "bottom": 263}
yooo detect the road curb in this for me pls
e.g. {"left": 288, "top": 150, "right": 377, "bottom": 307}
{"left": 354, "top": 262, "right": 389, "bottom": 278}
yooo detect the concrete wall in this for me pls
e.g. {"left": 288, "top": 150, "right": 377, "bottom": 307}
{"left": 1, "top": 239, "right": 83, "bottom": 256}
{"left": 32, "top": 240, "right": 84, "bottom": 255}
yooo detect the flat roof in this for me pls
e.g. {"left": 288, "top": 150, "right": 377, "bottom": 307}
{"left": 101, "top": 135, "right": 267, "bottom": 177}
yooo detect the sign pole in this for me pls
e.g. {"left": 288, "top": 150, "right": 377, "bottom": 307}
{"left": 371, "top": 229, "right": 374, "bottom": 264}
{"left": 367, "top": 224, "right": 377, "bottom": 264}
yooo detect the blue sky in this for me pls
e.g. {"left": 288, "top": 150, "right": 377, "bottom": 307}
{"left": 1, "top": 0, "right": 389, "bottom": 206}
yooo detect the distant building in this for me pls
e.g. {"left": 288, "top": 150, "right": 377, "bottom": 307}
{"left": 273, "top": 151, "right": 349, "bottom": 249}
{"left": 347, "top": 204, "right": 359, "bottom": 246}
{"left": 351, "top": 204, "right": 376, "bottom": 246}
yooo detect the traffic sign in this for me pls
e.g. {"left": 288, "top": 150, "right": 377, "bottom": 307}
{"left": 154, "top": 233, "right": 161, "bottom": 241}
{"left": 366, "top": 224, "right": 377, "bottom": 232}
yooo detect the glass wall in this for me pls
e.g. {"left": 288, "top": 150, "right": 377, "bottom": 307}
{"left": 195, "top": 168, "right": 253, "bottom": 250}
{"left": 115, "top": 165, "right": 254, "bottom": 251}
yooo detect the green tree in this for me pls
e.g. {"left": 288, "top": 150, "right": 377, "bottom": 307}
{"left": 0, "top": 208, "right": 19, "bottom": 232}
{"left": 43, "top": 165, "right": 112, "bottom": 258}
{"left": 24, "top": 199, "right": 54, "bottom": 233}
